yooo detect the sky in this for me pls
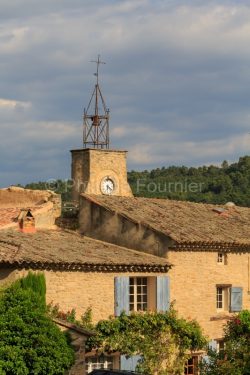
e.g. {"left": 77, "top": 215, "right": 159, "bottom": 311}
{"left": 0, "top": 0, "right": 250, "bottom": 187}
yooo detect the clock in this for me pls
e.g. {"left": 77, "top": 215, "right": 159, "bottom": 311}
{"left": 101, "top": 176, "right": 115, "bottom": 195}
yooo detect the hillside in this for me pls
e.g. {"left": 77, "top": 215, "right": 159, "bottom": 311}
{"left": 22, "top": 155, "right": 250, "bottom": 207}
{"left": 128, "top": 156, "right": 250, "bottom": 207}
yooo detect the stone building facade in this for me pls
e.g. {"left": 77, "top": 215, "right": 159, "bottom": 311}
{"left": 78, "top": 193, "right": 250, "bottom": 342}
{"left": 0, "top": 228, "right": 171, "bottom": 373}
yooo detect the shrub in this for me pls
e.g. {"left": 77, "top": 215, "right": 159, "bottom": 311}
{"left": 86, "top": 309, "right": 207, "bottom": 375}
{"left": 0, "top": 274, "right": 74, "bottom": 374}
{"left": 200, "top": 310, "right": 250, "bottom": 375}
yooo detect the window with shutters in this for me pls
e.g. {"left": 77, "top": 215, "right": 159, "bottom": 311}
{"left": 216, "top": 286, "right": 229, "bottom": 311}
{"left": 129, "top": 277, "right": 148, "bottom": 312}
{"left": 114, "top": 275, "right": 169, "bottom": 316}
{"left": 216, "top": 285, "right": 243, "bottom": 312}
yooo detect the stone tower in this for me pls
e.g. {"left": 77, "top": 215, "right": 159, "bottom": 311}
{"left": 71, "top": 56, "right": 133, "bottom": 201}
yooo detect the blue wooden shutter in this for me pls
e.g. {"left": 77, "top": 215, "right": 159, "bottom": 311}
{"left": 114, "top": 277, "right": 129, "bottom": 316}
{"left": 156, "top": 276, "right": 170, "bottom": 312}
{"left": 230, "top": 287, "right": 243, "bottom": 312}
{"left": 120, "top": 355, "right": 141, "bottom": 371}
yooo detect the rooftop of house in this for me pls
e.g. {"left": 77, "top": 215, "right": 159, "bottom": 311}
{"left": 0, "top": 186, "right": 61, "bottom": 230}
{"left": 53, "top": 318, "right": 95, "bottom": 337}
{"left": 0, "top": 229, "right": 171, "bottom": 272}
{"left": 0, "top": 207, "right": 39, "bottom": 229}
{"left": 82, "top": 194, "right": 250, "bottom": 249}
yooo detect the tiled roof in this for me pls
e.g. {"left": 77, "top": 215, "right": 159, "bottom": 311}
{"left": 0, "top": 208, "right": 20, "bottom": 228}
{"left": 0, "top": 229, "right": 171, "bottom": 272}
{"left": 0, "top": 207, "right": 39, "bottom": 229}
{"left": 82, "top": 195, "right": 250, "bottom": 248}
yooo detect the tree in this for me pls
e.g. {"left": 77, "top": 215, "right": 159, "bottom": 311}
{"left": 200, "top": 310, "right": 250, "bottom": 375}
{"left": 86, "top": 309, "right": 207, "bottom": 375}
{"left": 0, "top": 274, "right": 74, "bottom": 374}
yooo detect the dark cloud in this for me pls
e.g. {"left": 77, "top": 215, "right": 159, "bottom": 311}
{"left": 0, "top": 0, "right": 249, "bottom": 187}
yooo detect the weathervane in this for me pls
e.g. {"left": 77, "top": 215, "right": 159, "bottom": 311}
{"left": 83, "top": 54, "right": 110, "bottom": 149}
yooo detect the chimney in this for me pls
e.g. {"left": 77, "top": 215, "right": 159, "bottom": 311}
{"left": 18, "top": 209, "right": 36, "bottom": 233}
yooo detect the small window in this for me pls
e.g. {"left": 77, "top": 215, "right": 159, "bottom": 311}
{"left": 217, "top": 253, "right": 226, "bottom": 264}
{"left": 184, "top": 356, "right": 199, "bottom": 375}
{"left": 86, "top": 355, "right": 113, "bottom": 373}
{"left": 217, "top": 340, "right": 225, "bottom": 352}
{"left": 129, "top": 277, "right": 148, "bottom": 312}
{"left": 216, "top": 286, "right": 229, "bottom": 311}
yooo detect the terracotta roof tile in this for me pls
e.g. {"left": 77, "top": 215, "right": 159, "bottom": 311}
{"left": 0, "top": 207, "right": 39, "bottom": 229}
{"left": 82, "top": 195, "right": 250, "bottom": 247}
{"left": 0, "top": 229, "right": 171, "bottom": 272}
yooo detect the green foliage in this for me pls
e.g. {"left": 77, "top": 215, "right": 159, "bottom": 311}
{"left": 200, "top": 310, "right": 250, "bottom": 375}
{"left": 47, "top": 302, "right": 94, "bottom": 330}
{"left": 128, "top": 155, "right": 250, "bottom": 207}
{"left": 0, "top": 276, "right": 74, "bottom": 374}
{"left": 47, "top": 304, "right": 206, "bottom": 374}
{"left": 80, "top": 307, "right": 94, "bottom": 330}
{"left": 86, "top": 309, "right": 207, "bottom": 375}
{"left": 17, "top": 271, "right": 46, "bottom": 307}
{"left": 21, "top": 156, "right": 250, "bottom": 206}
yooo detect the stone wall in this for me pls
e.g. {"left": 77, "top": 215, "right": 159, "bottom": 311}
{"left": 0, "top": 268, "right": 163, "bottom": 322}
{"left": 167, "top": 250, "right": 250, "bottom": 339}
{"left": 0, "top": 186, "right": 59, "bottom": 210}
{"left": 1, "top": 251, "right": 249, "bottom": 341}
{"left": 71, "top": 149, "right": 133, "bottom": 200}
{"left": 79, "top": 197, "right": 250, "bottom": 340}
{"left": 79, "top": 196, "right": 172, "bottom": 256}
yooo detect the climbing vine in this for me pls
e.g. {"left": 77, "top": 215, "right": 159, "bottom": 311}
{"left": 86, "top": 309, "right": 207, "bottom": 375}
{"left": 47, "top": 301, "right": 207, "bottom": 374}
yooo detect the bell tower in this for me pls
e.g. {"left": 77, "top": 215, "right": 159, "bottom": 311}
{"left": 71, "top": 55, "right": 133, "bottom": 201}
{"left": 83, "top": 55, "right": 109, "bottom": 149}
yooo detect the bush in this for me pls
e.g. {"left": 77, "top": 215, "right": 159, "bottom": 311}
{"left": 0, "top": 274, "right": 74, "bottom": 374}
{"left": 86, "top": 309, "right": 207, "bottom": 375}
{"left": 200, "top": 310, "right": 250, "bottom": 375}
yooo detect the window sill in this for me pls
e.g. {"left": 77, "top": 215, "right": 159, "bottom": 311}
{"left": 210, "top": 313, "right": 233, "bottom": 321}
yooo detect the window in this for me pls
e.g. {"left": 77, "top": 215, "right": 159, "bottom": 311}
{"left": 115, "top": 276, "right": 170, "bottom": 315}
{"left": 129, "top": 277, "right": 148, "bottom": 312}
{"left": 217, "top": 340, "right": 225, "bottom": 352}
{"left": 216, "top": 286, "right": 229, "bottom": 310}
{"left": 217, "top": 253, "right": 227, "bottom": 264}
{"left": 184, "top": 356, "right": 198, "bottom": 375}
{"left": 216, "top": 286, "right": 243, "bottom": 312}
{"left": 86, "top": 355, "right": 113, "bottom": 373}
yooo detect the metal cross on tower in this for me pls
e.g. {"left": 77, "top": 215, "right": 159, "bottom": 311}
{"left": 83, "top": 55, "right": 110, "bottom": 149}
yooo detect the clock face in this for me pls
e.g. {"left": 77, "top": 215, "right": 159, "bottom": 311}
{"left": 101, "top": 177, "right": 115, "bottom": 195}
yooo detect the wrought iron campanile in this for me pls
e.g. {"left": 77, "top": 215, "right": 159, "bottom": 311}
{"left": 83, "top": 55, "right": 110, "bottom": 149}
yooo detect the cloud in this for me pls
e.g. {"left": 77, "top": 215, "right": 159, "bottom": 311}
{"left": 0, "top": 0, "right": 250, "bottom": 187}
{"left": 0, "top": 98, "right": 31, "bottom": 110}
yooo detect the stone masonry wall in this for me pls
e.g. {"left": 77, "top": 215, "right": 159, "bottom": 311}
{"left": 0, "top": 268, "right": 164, "bottom": 322}
{"left": 2, "top": 251, "right": 249, "bottom": 340}
{"left": 79, "top": 197, "right": 172, "bottom": 256}
{"left": 79, "top": 197, "right": 250, "bottom": 340}
{"left": 0, "top": 186, "right": 57, "bottom": 208}
{"left": 71, "top": 149, "right": 133, "bottom": 200}
{"left": 167, "top": 250, "right": 250, "bottom": 339}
